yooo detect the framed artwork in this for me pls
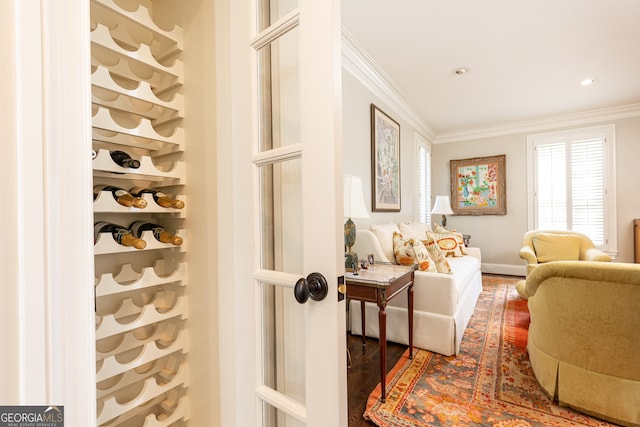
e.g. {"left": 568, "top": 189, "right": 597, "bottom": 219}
{"left": 371, "top": 104, "right": 401, "bottom": 212}
{"left": 450, "top": 154, "right": 506, "bottom": 215}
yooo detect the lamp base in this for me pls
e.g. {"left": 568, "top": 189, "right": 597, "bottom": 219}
{"left": 441, "top": 214, "right": 447, "bottom": 228}
{"left": 345, "top": 251, "right": 359, "bottom": 273}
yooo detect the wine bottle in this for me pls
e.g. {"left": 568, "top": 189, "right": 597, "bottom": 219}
{"left": 93, "top": 185, "right": 147, "bottom": 208}
{"left": 94, "top": 221, "right": 146, "bottom": 249}
{"left": 110, "top": 150, "right": 141, "bottom": 169}
{"left": 129, "top": 221, "right": 183, "bottom": 246}
{"left": 129, "top": 187, "right": 185, "bottom": 209}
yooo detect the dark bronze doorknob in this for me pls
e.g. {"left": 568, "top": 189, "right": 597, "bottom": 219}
{"left": 294, "top": 272, "right": 328, "bottom": 304}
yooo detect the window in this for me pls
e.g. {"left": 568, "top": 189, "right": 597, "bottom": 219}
{"left": 416, "top": 134, "right": 432, "bottom": 225}
{"left": 527, "top": 125, "right": 617, "bottom": 253}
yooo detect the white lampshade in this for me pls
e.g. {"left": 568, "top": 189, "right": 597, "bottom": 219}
{"left": 344, "top": 175, "right": 370, "bottom": 219}
{"left": 431, "top": 195, "right": 454, "bottom": 215}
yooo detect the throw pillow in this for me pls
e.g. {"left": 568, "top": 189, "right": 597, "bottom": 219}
{"left": 393, "top": 232, "right": 416, "bottom": 266}
{"left": 432, "top": 223, "right": 468, "bottom": 255}
{"left": 532, "top": 233, "right": 581, "bottom": 262}
{"left": 399, "top": 221, "right": 432, "bottom": 240}
{"left": 424, "top": 233, "right": 453, "bottom": 274}
{"left": 370, "top": 223, "right": 401, "bottom": 263}
{"left": 392, "top": 232, "right": 436, "bottom": 272}
{"left": 411, "top": 239, "right": 437, "bottom": 272}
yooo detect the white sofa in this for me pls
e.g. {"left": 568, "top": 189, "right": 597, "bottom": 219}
{"left": 349, "top": 223, "right": 482, "bottom": 356}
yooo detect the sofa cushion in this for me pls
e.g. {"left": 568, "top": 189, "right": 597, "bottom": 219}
{"left": 399, "top": 221, "right": 432, "bottom": 240}
{"left": 533, "top": 233, "right": 581, "bottom": 262}
{"left": 424, "top": 233, "right": 453, "bottom": 274}
{"left": 370, "top": 223, "right": 401, "bottom": 263}
{"left": 392, "top": 232, "right": 436, "bottom": 272}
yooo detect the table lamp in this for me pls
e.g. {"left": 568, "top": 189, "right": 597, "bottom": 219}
{"left": 344, "top": 175, "right": 369, "bottom": 272}
{"left": 431, "top": 195, "right": 454, "bottom": 227}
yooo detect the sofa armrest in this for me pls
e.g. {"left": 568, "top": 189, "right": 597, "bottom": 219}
{"left": 582, "top": 247, "right": 612, "bottom": 262}
{"left": 352, "top": 230, "right": 392, "bottom": 263}
{"left": 464, "top": 246, "right": 481, "bottom": 263}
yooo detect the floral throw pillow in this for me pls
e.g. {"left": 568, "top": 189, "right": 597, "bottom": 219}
{"left": 411, "top": 239, "right": 436, "bottom": 272}
{"left": 392, "top": 232, "right": 435, "bottom": 272}
{"left": 424, "top": 233, "right": 453, "bottom": 274}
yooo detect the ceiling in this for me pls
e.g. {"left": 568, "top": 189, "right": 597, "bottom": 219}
{"left": 341, "top": 0, "right": 640, "bottom": 142}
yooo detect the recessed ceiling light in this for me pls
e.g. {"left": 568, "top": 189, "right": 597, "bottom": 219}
{"left": 580, "top": 78, "right": 595, "bottom": 86}
{"left": 454, "top": 67, "right": 469, "bottom": 76}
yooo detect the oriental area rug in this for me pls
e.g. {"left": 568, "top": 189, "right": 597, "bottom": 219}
{"left": 364, "top": 276, "right": 618, "bottom": 427}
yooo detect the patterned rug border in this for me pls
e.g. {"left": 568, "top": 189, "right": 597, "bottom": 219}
{"left": 364, "top": 279, "right": 619, "bottom": 427}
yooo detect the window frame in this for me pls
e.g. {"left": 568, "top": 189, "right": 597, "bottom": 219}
{"left": 415, "top": 133, "right": 432, "bottom": 226}
{"left": 526, "top": 124, "right": 617, "bottom": 257}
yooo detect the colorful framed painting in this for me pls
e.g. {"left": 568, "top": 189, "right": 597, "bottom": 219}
{"left": 450, "top": 154, "right": 506, "bottom": 215}
{"left": 371, "top": 104, "right": 401, "bottom": 212}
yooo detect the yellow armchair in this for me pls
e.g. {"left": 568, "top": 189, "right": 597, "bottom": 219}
{"left": 524, "top": 261, "right": 640, "bottom": 426}
{"left": 519, "top": 229, "right": 611, "bottom": 277}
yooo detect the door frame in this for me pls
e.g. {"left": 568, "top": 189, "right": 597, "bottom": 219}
{"left": 2, "top": 0, "right": 96, "bottom": 423}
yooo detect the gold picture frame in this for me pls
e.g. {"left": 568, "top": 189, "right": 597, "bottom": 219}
{"left": 450, "top": 154, "right": 506, "bottom": 215}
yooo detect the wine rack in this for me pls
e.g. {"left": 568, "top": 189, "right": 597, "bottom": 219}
{"left": 91, "top": 0, "right": 189, "bottom": 425}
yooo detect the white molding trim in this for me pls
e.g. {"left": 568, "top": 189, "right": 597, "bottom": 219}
{"left": 341, "top": 28, "right": 640, "bottom": 145}
{"left": 435, "top": 103, "right": 640, "bottom": 144}
{"left": 42, "top": 0, "right": 96, "bottom": 423}
{"left": 341, "top": 27, "right": 435, "bottom": 142}
{"left": 482, "top": 263, "right": 526, "bottom": 277}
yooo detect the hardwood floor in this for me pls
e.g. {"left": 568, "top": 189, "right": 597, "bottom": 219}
{"left": 347, "top": 333, "right": 406, "bottom": 426}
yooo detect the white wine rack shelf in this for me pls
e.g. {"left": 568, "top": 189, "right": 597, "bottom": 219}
{"left": 94, "top": 229, "right": 187, "bottom": 255}
{"left": 96, "top": 293, "right": 188, "bottom": 339}
{"left": 91, "top": 0, "right": 189, "bottom": 424}
{"left": 97, "top": 362, "right": 189, "bottom": 425}
{"left": 94, "top": 189, "right": 186, "bottom": 214}
{"left": 95, "top": 262, "right": 186, "bottom": 297}
{"left": 96, "top": 328, "right": 188, "bottom": 383}
{"left": 92, "top": 108, "right": 185, "bottom": 149}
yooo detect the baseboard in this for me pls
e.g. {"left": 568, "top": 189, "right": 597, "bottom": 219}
{"left": 481, "top": 263, "right": 526, "bottom": 277}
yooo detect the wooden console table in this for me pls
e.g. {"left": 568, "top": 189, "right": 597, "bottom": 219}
{"left": 346, "top": 264, "right": 415, "bottom": 402}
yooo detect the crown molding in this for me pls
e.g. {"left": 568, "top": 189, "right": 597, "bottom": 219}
{"left": 341, "top": 27, "right": 436, "bottom": 142}
{"left": 342, "top": 27, "right": 640, "bottom": 145}
{"left": 434, "top": 103, "right": 640, "bottom": 143}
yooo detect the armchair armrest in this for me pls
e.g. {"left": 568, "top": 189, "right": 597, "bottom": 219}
{"left": 524, "top": 260, "right": 640, "bottom": 298}
{"left": 519, "top": 245, "right": 538, "bottom": 265}
{"left": 582, "top": 247, "right": 612, "bottom": 262}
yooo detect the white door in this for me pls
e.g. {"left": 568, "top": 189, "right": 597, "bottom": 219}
{"left": 248, "top": 0, "right": 346, "bottom": 426}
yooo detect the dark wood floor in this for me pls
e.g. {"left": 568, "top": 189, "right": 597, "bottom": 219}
{"left": 347, "top": 333, "right": 406, "bottom": 426}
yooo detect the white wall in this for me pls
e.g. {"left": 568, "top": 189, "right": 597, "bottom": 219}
{"left": 342, "top": 69, "right": 429, "bottom": 231}
{"left": 432, "top": 116, "right": 640, "bottom": 270}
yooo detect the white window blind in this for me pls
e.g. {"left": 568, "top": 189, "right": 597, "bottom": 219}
{"left": 531, "top": 129, "right": 611, "bottom": 248}
{"left": 417, "top": 140, "right": 431, "bottom": 225}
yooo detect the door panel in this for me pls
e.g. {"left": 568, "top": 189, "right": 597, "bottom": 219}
{"left": 250, "top": 0, "right": 346, "bottom": 425}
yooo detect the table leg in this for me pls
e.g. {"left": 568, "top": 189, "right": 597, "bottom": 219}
{"left": 360, "top": 301, "right": 366, "bottom": 346}
{"left": 408, "top": 283, "right": 414, "bottom": 359}
{"left": 378, "top": 302, "right": 387, "bottom": 402}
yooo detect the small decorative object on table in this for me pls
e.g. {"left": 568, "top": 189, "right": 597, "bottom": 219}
{"left": 344, "top": 175, "right": 370, "bottom": 271}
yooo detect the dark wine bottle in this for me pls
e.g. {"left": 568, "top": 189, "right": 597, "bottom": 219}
{"left": 129, "top": 187, "right": 185, "bottom": 209}
{"left": 129, "top": 221, "right": 183, "bottom": 246}
{"left": 93, "top": 185, "right": 147, "bottom": 208}
{"left": 110, "top": 150, "right": 141, "bottom": 169}
{"left": 94, "top": 221, "right": 146, "bottom": 249}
